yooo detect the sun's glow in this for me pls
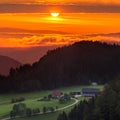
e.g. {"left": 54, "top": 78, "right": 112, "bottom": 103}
{"left": 50, "top": 13, "right": 60, "bottom": 17}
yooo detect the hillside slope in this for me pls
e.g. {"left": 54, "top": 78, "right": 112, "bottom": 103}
{"left": 0, "top": 55, "right": 21, "bottom": 75}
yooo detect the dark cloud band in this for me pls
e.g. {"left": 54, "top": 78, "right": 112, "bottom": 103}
{"left": 0, "top": 4, "right": 120, "bottom": 13}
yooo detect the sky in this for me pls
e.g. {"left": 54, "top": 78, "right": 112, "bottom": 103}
{"left": 0, "top": 0, "right": 120, "bottom": 63}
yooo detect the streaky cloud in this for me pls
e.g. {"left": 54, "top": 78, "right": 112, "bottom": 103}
{"left": 0, "top": 4, "right": 120, "bottom": 13}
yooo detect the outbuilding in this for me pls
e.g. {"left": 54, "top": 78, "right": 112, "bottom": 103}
{"left": 81, "top": 88, "right": 100, "bottom": 97}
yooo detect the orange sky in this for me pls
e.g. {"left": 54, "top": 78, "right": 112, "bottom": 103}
{"left": 0, "top": 13, "right": 120, "bottom": 47}
{"left": 0, "top": 1, "right": 120, "bottom": 63}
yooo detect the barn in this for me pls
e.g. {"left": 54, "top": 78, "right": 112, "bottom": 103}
{"left": 81, "top": 88, "right": 100, "bottom": 97}
{"left": 52, "top": 90, "right": 62, "bottom": 98}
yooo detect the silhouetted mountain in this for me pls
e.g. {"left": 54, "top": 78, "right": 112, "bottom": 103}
{"left": 0, "top": 55, "right": 21, "bottom": 75}
{"left": 0, "top": 41, "right": 120, "bottom": 92}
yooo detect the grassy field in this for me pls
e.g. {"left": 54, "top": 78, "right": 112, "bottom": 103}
{"left": 0, "top": 85, "right": 104, "bottom": 120}
{"left": 8, "top": 97, "right": 86, "bottom": 120}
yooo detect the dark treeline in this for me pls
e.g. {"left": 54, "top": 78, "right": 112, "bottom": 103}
{"left": 57, "top": 78, "right": 120, "bottom": 120}
{"left": 0, "top": 41, "right": 120, "bottom": 93}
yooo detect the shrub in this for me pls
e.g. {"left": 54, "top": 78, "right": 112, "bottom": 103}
{"left": 12, "top": 103, "right": 26, "bottom": 117}
{"left": 10, "top": 110, "right": 16, "bottom": 118}
{"left": 33, "top": 108, "right": 40, "bottom": 114}
{"left": 43, "top": 107, "right": 47, "bottom": 113}
{"left": 11, "top": 97, "right": 25, "bottom": 103}
{"left": 26, "top": 108, "right": 32, "bottom": 117}
{"left": 49, "top": 107, "right": 55, "bottom": 112}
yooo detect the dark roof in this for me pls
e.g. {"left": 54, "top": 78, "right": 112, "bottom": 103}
{"left": 70, "top": 92, "right": 81, "bottom": 95}
{"left": 81, "top": 88, "right": 100, "bottom": 93}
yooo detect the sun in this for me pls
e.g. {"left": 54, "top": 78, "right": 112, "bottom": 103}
{"left": 50, "top": 12, "right": 60, "bottom": 17}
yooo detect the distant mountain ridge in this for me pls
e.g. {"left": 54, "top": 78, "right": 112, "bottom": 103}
{"left": 0, "top": 55, "right": 21, "bottom": 75}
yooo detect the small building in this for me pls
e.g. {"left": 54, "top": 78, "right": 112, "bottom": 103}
{"left": 91, "top": 82, "right": 98, "bottom": 86}
{"left": 52, "top": 90, "right": 62, "bottom": 98}
{"left": 70, "top": 92, "right": 81, "bottom": 98}
{"left": 70, "top": 92, "right": 81, "bottom": 96}
{"left": 81, "top": 88, "right": 100, "bottom": 97}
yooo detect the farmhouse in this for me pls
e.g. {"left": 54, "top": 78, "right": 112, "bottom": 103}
{"left": 52, "top": 90, "right": 62, "bottom": 98}
{"left": 81, "top": 88, "right": 100, "bottom": 97}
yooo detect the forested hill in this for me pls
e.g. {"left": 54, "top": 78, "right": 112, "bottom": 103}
{"left": 1, "top": 41, "right": 120, "bottom": 92}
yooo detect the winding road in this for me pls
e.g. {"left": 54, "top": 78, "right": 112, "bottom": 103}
{"left": 57, "top": 98, "right": 79, "bottom": 111}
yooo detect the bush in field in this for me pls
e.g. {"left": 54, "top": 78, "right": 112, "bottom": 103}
{"left": 38, "top": 96, "right": 51, "bottom": 101}
{"left": 11, "top": 98, "right": 16, "bottom": 103}
{"left": 59, "top": 94, "right": 71, "bottom": 104}
{"left": 11, "top": 103, "right": 26, "bottom": 117}
{"left": 26, "top": 108, "right": 32, "bottom": 117}
{"left": 49, "top": 107, "right": 55, "bottom": 112}
{"left": 33, "top": 108, "right": 40, "bottom": 114}
{"left": 11, "top": 97, "right": 25, "bottom": 103}
{"left": 48, "top": 94, "right": 52, "bottom": 99}
{"left": 10, "top": 110, "right": 16, "bottom": 118}
{"left": 43, "top": 107, "right": 47, "bottom": 113}
{"left": 10, "top": 103, "right": 41, "bottom": 118}
{"left": 56, "top": 106, "right": 59, "bottom": 110}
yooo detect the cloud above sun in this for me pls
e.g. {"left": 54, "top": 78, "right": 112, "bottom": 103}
{"left": 0, "top": 0, "right": 120, "bottom": 5}
{"left": 1, "top": 27, "right": 120, "bottom": 48}
{"left": 1, "top": 4, "right": 120, "bottom": 13}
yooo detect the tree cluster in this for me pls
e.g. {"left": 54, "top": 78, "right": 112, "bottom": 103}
{"left": 38, "top": 95, "right": 51, "bottom": 101}
{"left": 59, "top": 94, "right": 71, "bottom": 104}
{"left": 10, "top": 103, "right": 56, "bottom": 119}
{"left": 57, "top": 78, "right": 120, "bottom": 120}
{"left": 10, "top": 103, "right": 40, "bottom": 118}
{"left": 42, "top": 106, "right": 55, "bottom": 113}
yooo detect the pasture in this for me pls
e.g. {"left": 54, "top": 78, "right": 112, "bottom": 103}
{"left": 0, "top": 85, "right": 104, "bottom": 120}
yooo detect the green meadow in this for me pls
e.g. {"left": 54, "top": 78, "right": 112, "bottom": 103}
{"left": 0, "top": 85, "right": 104, "bottom": 120}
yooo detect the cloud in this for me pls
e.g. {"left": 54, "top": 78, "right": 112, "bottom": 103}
{"left": 86, "top": 32, "right": 120, "bottom": 37}
{"left": 84, "top": 32, "right": 120, "bottom": 44}
{"left": 1, "top": 29, "right": 120, "bottom": 47}
{"left": 1, "top": 30, "right": 120, "bottom": 63}
{"left": 0, "top": 4, "right": 120, "bottom": 13}
{"left": 0, "top": 28, "right": 68, "bottom": 38}
{"left": 1, "top": 0, "right": 120, "bottom": 5}
{"left": 1, "top": 28, "right": 120, "bottom": 48}
{"left": 39, "top": 37, "right": 57, "bottom": 43}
